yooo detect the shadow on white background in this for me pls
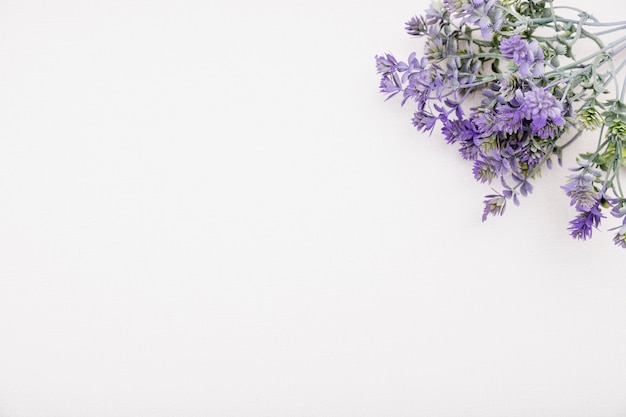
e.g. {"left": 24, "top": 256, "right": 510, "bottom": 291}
{"left": 0, "top": 0, "right": 625, "bottom": 416}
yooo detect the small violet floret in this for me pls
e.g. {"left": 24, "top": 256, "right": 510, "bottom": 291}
{"left": 520, "top": 87, "right": 565, "bottom": 137}
{"left": 500, "top": 35, "right": 545, "bottom": 77}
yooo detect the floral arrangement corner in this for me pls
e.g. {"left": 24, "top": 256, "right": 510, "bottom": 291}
{"left": 375, "top": 0, "right": 626, "bottom": 248}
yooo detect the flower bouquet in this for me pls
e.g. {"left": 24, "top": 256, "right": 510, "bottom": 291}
{"left": 376, "top": 0, "right": 626, "bottom": 247}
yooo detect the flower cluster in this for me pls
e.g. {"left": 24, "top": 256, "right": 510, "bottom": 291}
{"left": 376, "top": 0, "right": 626, "bottom": 248}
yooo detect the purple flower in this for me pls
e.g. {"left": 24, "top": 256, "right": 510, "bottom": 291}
{"left": 405, "top": 15, "right": 427, "bottom": 36}
{"left": 568, "top": 199, "right": 604, "bottom": 240}
{"left": 495, "top": 104, "right": 524, "bottom": 134}
{"left": 445, "top": 0, "right": 502, "bottom": 37}
{"left": 458, "top": 139, "right": 480, "bottom": 160}
{"left": 534, "top": 122, "right": 561, "bottom": 139}
{"left": 473, "top": 159, "right": 497, "bottom": 183}
{"left": 610, "top": 199, "right": 626, "bottom": 219}
{"left": 424, "top": 1, "right": 445, "bottom": 25}
{"left": 561, "top": 164, "right": 601, "bottom": 210}
{"left": 440, "top": 117, "right": 481, "bottom": 159}
{"left": 375, "top": 53, "right": 400, "bottom": 75}
{"left": 498, "top": 72, "right": 523, "bottom": 101}
{"left": 425, "top": 36, "right": 446, "bottom": 60}
{"left": 482, "top": 194, "right": 506, "bottom": 221}
{"left": 394, "top": 53, "right": 425, "bottom": 84}
{"left": 461, "top": 0, "right": 503, "bottom": 38}
{"left": 520, "top": 87, "right": 565, "bottom": 131}
{"left": 402, "top": 76, "right": 429, "bottom": 106}
{"left": 402, "top": 66, "right": 442, "bottom": 106}
{"left": 474, "top": 150, "right": 512, "bottom": 183}
{"left": 443, "top": 0, "right": 464, "bottom": 15}
{"left": 518, "top": 141, "right": 545, "bottom": 168}
{"left": 448, "top": 59, "right": 479, "bottom": 89}
{"left": 562, "top": 179, "right": 597, "bottom": 211}
{"left": 379, "top": 72, "right": 402, "bottom": 100}
{"left": 412, "top": 107, "right": 438, "bottom": 132}
{"left": 500, "top": 35, "right": 545, "bottom": 77}
{"left": 613, "top": 225, "right": 626, "bottom": 248}
{"left": 609, "top": 200, "right": 626, "bottom": 248}
{"left": 470, "top": 105, "right": 497, "bottom": 137}
{"left": 441, "top": 118, "right": 477, "bottom": 144}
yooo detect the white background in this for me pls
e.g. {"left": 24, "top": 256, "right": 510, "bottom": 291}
{"left": 0, "top": 0, "right": 625, "bottom": 416}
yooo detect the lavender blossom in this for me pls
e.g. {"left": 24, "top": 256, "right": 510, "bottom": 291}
{"left": 482, "top": 194, "right": 506, "bottom": 221}
{"left": 412, "top": 107, "right": 438, "bottom": 132}
{"left": 379, "top": 72, "right": 402, "bottom": 100}
{"left": 441, "top": 118, "right": 476, "bottom": 144}
{"left": 610, "top": 200, "right": 626, "bottom": 248}
{"left": 568, "top": 199, "right": 604, "bottom": 240}
{"left": 610, "top": 199, "right": 626, "bottom": 219}
{"left": 461, "top": 0, "right": 503, "bottom": 38}
{"left": 402, "top": 76, "right": 429, "bottom": 106}
{"left": 472, "top": 149, "right": 516, "bottom": 184}
{"left": 613, "top": 225, "right": 626, "bottom": 248}
{"left": 471, "top": 105, "right": 497, "bottom": 138}
{"left": 375, "top": 53, "right": 400, "bottom": 75}
{"left": 561, "top": 162, "right": 602, "bottom": 210}
{"left": 498, "top": 73, "right": 523, "bottom": 101}
{"left": 443, "top": 0, "right": 464, "bottom": 15}
{"left": 520, "top": 87, "right": 565, "bottom": 133}
{"left": 500, "top": 35, "right": 545, "bottom": 77}
{"left": 472, "top": 159, "right": 497, "bottom": 183}
{"left": 425, "top": 37, "right": 447, "bottom": 61}
{"left": 402, "top": 53, "right": 429, "bottom": 83}
{"left": 424, "top": 1, "right": 446, "bottom": 25}
{"left": 495, "top": 104, "right": 524, "bottom": 134}
{"left": 405, "top": 15, "right": 428, "bottom": 36}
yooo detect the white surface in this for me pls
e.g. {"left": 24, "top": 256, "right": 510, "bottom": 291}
{"left": 0, "top": 0, "right": 625, "bottom": 416}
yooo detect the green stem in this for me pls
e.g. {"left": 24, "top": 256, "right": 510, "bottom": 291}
{"left": 528, "top": 16, "right": 626, "bottom": 27}
{"left": 616, "top": 156, "right": 625, "bottom": 198}
{"left": 593, "top": 24, "right": 626, "bottom": 37}
{"left": 550, "top": 6, "right": 599, "bottom": 22}
{"left": 602, "top": 56, "right": 626, "bottom": 89}
{"left": 546, "top": 34, "right": 626, "bottom": 74}
{"left": 620, "top": 74, "right": 626, "bottom": 102}
{"left": 452, "top": 52, "right": 501, "bottom": 60}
